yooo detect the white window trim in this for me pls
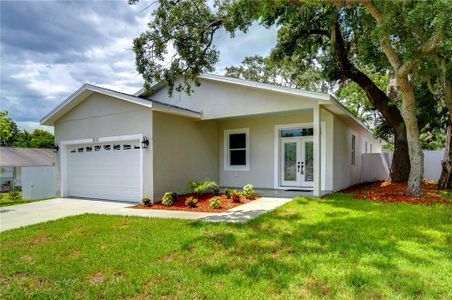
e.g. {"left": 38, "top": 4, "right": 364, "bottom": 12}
{"left": 224, "top": 128, "right": 250, "bottom": 171}
{"left": 351, "top": 134, "right": 356, "bottom": 167}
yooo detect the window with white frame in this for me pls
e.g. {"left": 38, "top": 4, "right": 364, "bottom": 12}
{"left": 370, "top": 143, "right": 373, "bottom": 153}
{"left": 224, "top": 128, "right": 249, "bottom": 171}
{"left": 351, "top": 135, "right": 356, "bottom": 166}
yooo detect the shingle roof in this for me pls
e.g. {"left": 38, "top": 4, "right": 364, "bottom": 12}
{"left": 0, "top": 147, "right": 55, "bottom": 167}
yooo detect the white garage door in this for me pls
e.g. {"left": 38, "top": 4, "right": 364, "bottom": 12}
{"left": 67, "top": 141, "right": 142, "bottom": 202}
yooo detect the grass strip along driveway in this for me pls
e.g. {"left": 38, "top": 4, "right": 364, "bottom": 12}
{"left": 1, "top": 193, "right": 451, "bottom": 299}
{"left": 0, "top": 192, "right": 54, "bottom": 207}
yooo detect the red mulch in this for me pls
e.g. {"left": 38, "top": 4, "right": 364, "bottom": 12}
{"left": 342, "top": 180, "right": 451, "bottom": 205}
{"left": 129, "top": 193, "right": 258, "bottom": 212}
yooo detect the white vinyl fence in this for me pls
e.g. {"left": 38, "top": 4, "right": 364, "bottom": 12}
{"left": 361, "top": 150, "right": 445, "bottom": 183}
{"left": 22, "top": 166, "right": 56, "bottom": 200}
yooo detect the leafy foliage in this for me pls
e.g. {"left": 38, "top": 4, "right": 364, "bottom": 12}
{"left": 209, "top": 196, "right": 221, "bottom": 209}
{"left": 131, "top": 0, "right": 223, "bottom": 96}
{"left": 225, "top": 55, "right": 330, "bottom": 93}
{"left": 0, "top": 111, "right": 54, "bottom": 148}
{"left": 161, "top": 192, "right": 177, "bottom": 207}
{"left": 231, "top": 192, "right": 241, "bottom": 203}
{"left": 185, "top": 196, "right": 198, "bottom": 208}
{"left": 13, "top": 129, "right": 55, "bottom": 148}
{"left": 0, "top": 111, "right": 20, "bottom": 147}
{"left": 242, "top": 184, "right": 255, "bottom": 198}
{"left": 141, "top": 197, "right": 152, "bottom": 206}
{"left": 8, "top": 188, "right": 21, "bottom": 201}
{"left": 188, "top": 179, "right": 219, "bottom": 196}
{"left": 224, "top": 188, "right": 235, "bottom": 199}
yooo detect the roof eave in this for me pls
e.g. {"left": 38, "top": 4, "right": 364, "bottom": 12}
{"left": 199, "top": 74, "right": 331, "bottom": 101}
{"left": 328, "top": 94, "right": 374, "bottom": 135}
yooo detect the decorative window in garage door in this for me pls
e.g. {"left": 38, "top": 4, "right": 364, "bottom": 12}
{"left": 69, "top": 142, "right": 141, "bottom": 154}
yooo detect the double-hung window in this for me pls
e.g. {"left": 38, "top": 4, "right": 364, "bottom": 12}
{"left": 224, "top": 128, "right": 249, "bottom": 171}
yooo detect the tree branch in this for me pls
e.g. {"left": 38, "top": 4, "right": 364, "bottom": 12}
{"left": 297, "top": 28, "right": 329, "bottom": 36}
{"left": 333, "top": 0, "right": 442, "bottom": 76}
{"left": 419, "top": 31, "right": 442, "bottom": 55}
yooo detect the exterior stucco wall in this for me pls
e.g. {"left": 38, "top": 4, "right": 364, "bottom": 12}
{"left": 332, "top": 115, "right": 382, "bottom": 191}
{"left": 54, "top": 93, "right": 153, "bottom": 198}
{"left": 151, "top": 79, "right": 322, "bottom": 119}
{"left": 152, "top": 111, "right": 219, "bottom": 201}
{"left": 218, "top": 110, "right": 334, "bottom": 190}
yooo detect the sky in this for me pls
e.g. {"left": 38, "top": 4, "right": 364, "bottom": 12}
{"left": 0, "top": 0, "right": 277, "bottom": 133}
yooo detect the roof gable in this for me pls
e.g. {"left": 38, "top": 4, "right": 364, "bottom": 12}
{"left": 40, "top": 84, "right": 201, "bottom": 126}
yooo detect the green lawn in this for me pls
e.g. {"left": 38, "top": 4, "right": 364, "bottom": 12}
{"left": 1, "top": 194, "right": 451, "bottom": 299}
{"left": 0, "top": 192, "right": 53, "bottom": 207}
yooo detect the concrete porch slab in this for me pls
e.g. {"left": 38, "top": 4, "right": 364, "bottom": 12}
{"left": 253, "top": 188, "right": 331, "bottom": 198}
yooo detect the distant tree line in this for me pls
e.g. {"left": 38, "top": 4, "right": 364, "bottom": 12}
{"left": 0, "top": 111, "right": 54, "bottom": 148}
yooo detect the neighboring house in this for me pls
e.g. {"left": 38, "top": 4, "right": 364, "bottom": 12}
{"left": 0, "top": 147, "right": 55, "bottom": 191}
{"left": 40, "top": 74, "right": 382, "bottom": 203}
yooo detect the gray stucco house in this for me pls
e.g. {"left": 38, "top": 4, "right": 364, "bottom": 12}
{"left": 41, "top": 74, "right": 381, "bottom": 203}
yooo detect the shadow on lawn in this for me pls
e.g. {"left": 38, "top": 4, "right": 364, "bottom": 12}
{"left": 179, "top": 195, "right": 450, "bottom": 298}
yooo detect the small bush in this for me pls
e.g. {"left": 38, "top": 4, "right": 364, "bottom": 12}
{"left": 161, "top": 192, "right": 177, "bottom": 207}
{"left": 141, "top": 197, "right": 152, "bottom": 206}
{"left": 185, "top": 196, "right": 198, "bottom": 208}
{"left": 224, "top": 188, "right": 236, "bottom": 198}
{"left": 243, "top": 184, "right": 255, "bottom": 198}
{"left": 231, "top": 192, "right": 241, "bottom": 203}
{"left": 188, "top": 179, "right": 219, "bottom": 196}
{"left": 9, "top": 188, "right": 21, "bottom": 201}
{"left": 209, "top": 196, "right": 221, "bottom": 209}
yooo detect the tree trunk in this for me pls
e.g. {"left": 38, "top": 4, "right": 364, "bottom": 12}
{"left": 438, "top": 118, "right": 452, "bottom": 189}
{"left": 397, "top": 75, "right": 424, "bottom": 197}
{"left": 391, "top": 125, "right": 411, "bottom": 181}
{"left": 330, "top": 21, "right": 410, "bottom": 182}
{"left": 438, "top": 80, "right": 452, "bottom": 189}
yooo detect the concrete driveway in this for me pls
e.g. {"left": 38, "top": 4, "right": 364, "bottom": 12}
{"left": 0, "top": 197, "right": 291, "bottom": 232}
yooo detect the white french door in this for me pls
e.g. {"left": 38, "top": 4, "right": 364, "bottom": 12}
{"left": 301, "top": 138, "right": 314, "bottom": 186}
{"left": 280, "top": 137, "right": 314, "bottom": 188}
{"left": 281, "top": 139, "right": 301, "bottom": 186}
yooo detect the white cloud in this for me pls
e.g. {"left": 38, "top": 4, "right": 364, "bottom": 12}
{"left": 1, "top": 1, "right": 277, "bottom": 134}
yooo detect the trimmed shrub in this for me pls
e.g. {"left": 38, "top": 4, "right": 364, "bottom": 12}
{"left": 209, "top": 196, "right": 221, "bottom": 209}
{"left": 161, "top": 192, "right": 177, "bottom": 207}
{"left": 243, "top": 184, "right": 255, "bottom": 198}
{"left": 9, "top": 188, "right": 21, "bottom": 201}
{"left": 141, "top": 197, "right": 152, "bottom": 206}
{"left": 185, "top": 196, "right": 198, "bottom": 208}
{"left": 231, "top": 192, "right": 241, "bottom": 203}
{"left": 188, "top": 179, "right": 220, "bottom": 196}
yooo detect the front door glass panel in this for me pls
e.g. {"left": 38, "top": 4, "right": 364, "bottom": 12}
{"left": 283, "top": 142, "right": 297, "bottom": 181}
{"left": 304, "top": 141, "right": 314, "bottom": 182}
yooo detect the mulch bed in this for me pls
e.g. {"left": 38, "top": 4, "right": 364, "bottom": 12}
{"left": 342, "top": 180, "right": 452, "bottom": 205}
{"left": 129, "top": 193, "right": 258, "bottom": 213}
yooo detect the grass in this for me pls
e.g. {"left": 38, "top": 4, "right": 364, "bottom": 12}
{"left": 1, "top": 193, "right": 451, "bottom": 299}
{"left": 0, "top": 192, "right": 54, "bottom": 207}
{"left": 439, "top": 190, "right": 452, "bottom": 200}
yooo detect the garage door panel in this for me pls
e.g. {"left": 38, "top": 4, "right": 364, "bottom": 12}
{"left": 67, "top": 141, "right": 141, "bottom": 202}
